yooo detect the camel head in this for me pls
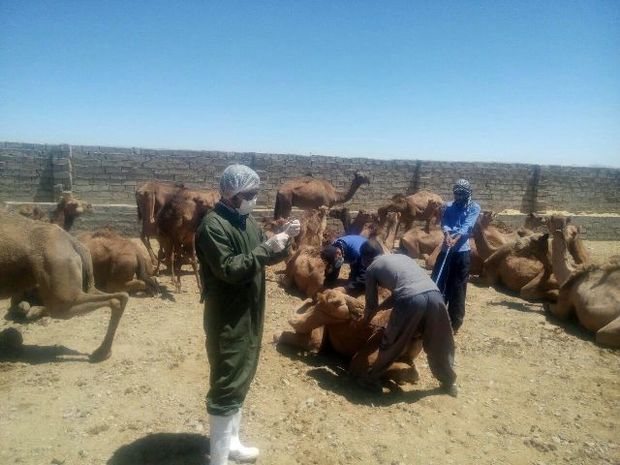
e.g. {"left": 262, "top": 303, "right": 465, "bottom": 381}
{"left": 547, "top": 215, "right": 571, "bottom": 242}
{"left": 524, "top": 213, "right": 547, "bottom": 232}
{"left": 58, "top": 192, "right": 93, "bottom": 217}
{"left": 315, "top": 289, "right": 364, "bottom": 322}
{"left": 478, "top": 210, "right": 496, "bottom": 229}
{"left": 353, "top": 172, "right": 371, "bottom": 187}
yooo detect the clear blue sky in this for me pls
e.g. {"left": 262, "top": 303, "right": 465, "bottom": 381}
{"left": 1, "top": 1, "right": 619, "bottom": 167}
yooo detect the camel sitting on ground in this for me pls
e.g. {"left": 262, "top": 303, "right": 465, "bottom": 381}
{"left": 77, "top": 229, "right": 160, "bottom": 296}
{"left": 378, "top": 191, "right": 443, "bottom": 231}
{"left": 547, "top": 215, "right": 620, "bottom": 347}
{"left": 274, "top": 172, "right": 371, "bottom": 219}
{"left": 0, "top": 210, "right": 129, "bottom": 361}
{"left": 481, "top": 232, "right": 558, "bottom": 301}
{"left": 274, "top": 288, "right": 421, "bottom": 385}
{"left": 294, "top": 206, "right": 329, "bottom": 249}
{"left": 282, "top": 246, "right": 326, "bottom": 299}
{"left": 156, "top": 188, "right": 219, "bottom": 292}
{"left": 135, "top": 180, "right": 185, "bottom": 265}
{"left": 19, "top": 192, "right": 93, "bottom": 231}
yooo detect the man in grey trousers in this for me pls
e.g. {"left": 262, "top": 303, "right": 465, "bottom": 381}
{"left": 359, "top": 240, "right": 458, "bottom": 396}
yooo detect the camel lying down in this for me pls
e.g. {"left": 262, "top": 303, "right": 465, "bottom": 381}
{"left": 0, "top": 210, "right": 128, "bottom": 362}
{"left": 274, "top": 289, "right": 421, "bottom": 385}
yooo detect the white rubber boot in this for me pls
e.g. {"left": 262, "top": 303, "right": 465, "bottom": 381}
{"left": 209, "top": 414, "right": 233, "bottom": 465}
{"left": 228, "top": 409, "right": 259, "bottom": 462}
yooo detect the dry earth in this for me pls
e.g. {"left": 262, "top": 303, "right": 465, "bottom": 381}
{"left": 0, "top": 241, "right": 619, "bottom": 465}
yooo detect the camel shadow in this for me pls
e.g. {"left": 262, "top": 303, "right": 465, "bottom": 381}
{"left": 541, "top": 308, "right": 596, "bottom": 344}
{"left": 0, "top": 344, "right": 88, "bottom": 364}
{"left": 487, "top": 300, "right": 543, "bottom": 314}
{"left": 275, "top": 344, "right": 444, "bottom": 405}
{"left": 305, "top": 366, "right": 445, "bottom": 406}
{"left": 107, "top": 433, "right": 209, "bottom": 465}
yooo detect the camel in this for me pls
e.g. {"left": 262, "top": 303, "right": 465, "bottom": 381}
{"left": 400, "top": 223, "right": 443, "bottom": 260}
{"left": 77, "top": 229, "right": 160, "bottom": 296}
{"left": 0, "top": 209, "right": 129, "bottom": 361}
{"left": 135, "top": 180, "right": 185, "bottom": 265}
{"left": 547, "top": 215, "right": 620, "bottom": 347}
{"left": 282, "top": 245, "right": 326, "bottom": 299}
{"left": 273, "top": 172, "right": 371, "bottom": 219}
{"left": 18, "top": 192, "right": 93, "bottom": 231}
{"left": 368, "top": 211, "right": 400, "bottom": 253}
{"left": 274, "top": 289, "right": 421, "bottom": 385}
{"left": 378, "top": 191, "right": 443, "bottom": 230}
{"left": 156, "top": 188, "right": 219, "bottom": 292}
{"left": 481, "top": 232, "right": 558, "bottom": 301}
{"left": 295, "top": 206, "right": 329, "bottom": 249}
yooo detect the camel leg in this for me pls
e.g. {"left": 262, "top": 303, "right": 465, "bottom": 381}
{"left": 50, "top": 291, "right": 128, "bottom": 362}
{"left": 190, "top": 238, "right": 202, "bottom": 293}
{"left": 275, "top": 327, "right": 324, "bottom": 352}
{"left": 141, "top": 234, "right": 158, "bottom": 266}
{"left": 595, "top": 315, "right": 620, "bottom": 348}
{"left": 547, "top": 288, "right": 573, "bottom": 319}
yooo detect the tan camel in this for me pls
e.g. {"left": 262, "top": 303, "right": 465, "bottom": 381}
{"left": 547, "top": 215, "right": 620, "bottom": 347}
{"left": 274, "top": 289, "right": 421, "bottom": 384}
{"left": 156, "top": 188, "right": 219, "bottom": 292}
{"left": 135, "top": 180, "right": 184, "bottom": 265}
{"left": 368, "top": 211, "right": 400, "bottom": 253}
{"left": 273, "top": 172, "right": 370, "bottom": 219}
{"left": 77, "top": 229, "right": 160, "bottom": 296}
{"left": 0, "top": 210, "right": 129, "bottom": 361}
{"left": 18, "top": 192, "right": 93, "bottom": 231}
{"left": 378, "top": 191, "right": 443, "bottom": 230}
{"left": 481, "top": 232, "right": 559, "bottom": 301}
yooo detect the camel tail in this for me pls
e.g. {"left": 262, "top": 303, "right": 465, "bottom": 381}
{"left": 136, "top": 249, "right": 160, "bottom": 296}
{"left": 68, "top": 234, "right": 96, "bottom": 292}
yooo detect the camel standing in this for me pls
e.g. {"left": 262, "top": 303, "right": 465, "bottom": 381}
{"left": 274, "top": 172, "right": 370, "bottom": 219}
{"left": 547, "top": 216, "right": 620, "bottom": 347}
{"left": 78, "top": 230, "right": 160, "bottom": 296}
{"left": 135, "top": 180, "right": 184, "bottom": 265}
{"left": 0, "top": 210, "right": 128, "bottom": 361}
{"left": 156, "top": 188, "right": 219, "bottom": 292}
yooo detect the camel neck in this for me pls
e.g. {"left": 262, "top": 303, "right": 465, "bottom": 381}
{"left": 551, "top": 231, "right": 575, "bottom": 286}
{"left": 472, "top": 223, "right": 497, "bottom": 260}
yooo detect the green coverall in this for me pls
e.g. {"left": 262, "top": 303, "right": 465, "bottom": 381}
{"left": 195, "top": 202, "right": 286, "bottom": 416}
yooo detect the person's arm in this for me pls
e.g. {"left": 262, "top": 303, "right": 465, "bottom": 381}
{"left": 197, "top": 222, "right": 275, "bottom": 284}
{"left": 259, "top": 224, "right": 290, "bottom": 265}
{"left": 364, "top": 267, "right": 379, "bottom": 323}
{"left": 451, "top": 203, "right": 481, "bottom": 243}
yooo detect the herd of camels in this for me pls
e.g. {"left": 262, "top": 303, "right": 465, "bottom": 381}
{"left": 0, "top": 170, "right": 618, "bottom": 380}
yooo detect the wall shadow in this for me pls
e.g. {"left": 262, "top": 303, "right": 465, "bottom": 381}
{"left": 107, "top": 433, "right": 209, "bottom": 465}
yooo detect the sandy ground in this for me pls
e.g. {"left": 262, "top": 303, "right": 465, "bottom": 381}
{"left": 0, "top": 241, "right": 619, "bottom": 465}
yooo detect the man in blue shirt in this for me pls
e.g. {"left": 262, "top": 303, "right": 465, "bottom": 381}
{"left": 431, "top": 179, "right": 480, "bottom": 333}
{"left": 320, "top": 234, "right": 368, "bottom": 290}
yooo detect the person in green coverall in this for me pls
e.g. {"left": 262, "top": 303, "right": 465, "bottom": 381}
{"left": 195, "top": 164, "right": 300, "bottom": 465}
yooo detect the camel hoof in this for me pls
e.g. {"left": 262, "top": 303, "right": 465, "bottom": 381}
{"left": 89, "top": 347, "right": 112, "bottom": 363}
{"left": 272, "top": 331, "right": 283, "bottom": 344}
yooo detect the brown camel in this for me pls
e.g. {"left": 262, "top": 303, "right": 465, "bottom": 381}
{"left": 368, "top": 211, "right": 400, "bottom": 253}
{"left": 295, "top": 206, "right": 329, "bottom": 249}
{"left": 349, "top": 210, "right": 378, "bottom": 237}
{"left": 273, "top": 172, "right": 371, "bottom": 219}
{"left": 378, "top": 191, "right": 443, "bottom": 230}
{"left": 547, "top": 215, "right": 620, "bottom": 347}
{"left": 0, "top": 209, "right": 129, "bottom": 361}
{"left": 282, "top": 245, "right": 326, "bottom": 299}
{"left": 135, "top": 180, "right": 184, "bottom": 265}
{"left": 481, "top": 232, "right": 559, "bottom": 301}
{"left": 156, "top": 188, "right": 219, "bottom": 292}
{"left": 274, "top": 289, "right": 421, "bottom": 384}
{"left": 18, "top": 192, "right": 93, "bottom": 231}
{"left": 77, "top": 229, "right": 160, "bottom": 296}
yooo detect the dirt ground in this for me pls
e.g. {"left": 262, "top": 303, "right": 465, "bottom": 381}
{"left": 0, "top": 241, "right": 619, "bottom": 465}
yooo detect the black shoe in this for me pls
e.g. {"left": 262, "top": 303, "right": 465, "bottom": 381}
{"left": 441, "top": 383, "right": 458, "bottom": 398}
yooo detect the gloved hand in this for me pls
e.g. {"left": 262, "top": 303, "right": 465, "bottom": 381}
{"left": 264, "top": 232, "right": 290, "bottom": 253}
{"left": 282, "top": 219, "right": 301, "bottom": 238}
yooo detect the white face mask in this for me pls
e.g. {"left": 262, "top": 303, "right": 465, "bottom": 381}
{"left": 236, "top": 196, "right": 257, "bottom": 215}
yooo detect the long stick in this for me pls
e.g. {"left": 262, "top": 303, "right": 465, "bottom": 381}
{"left": 433, "top": 245, "right": 451, "bottom": 294}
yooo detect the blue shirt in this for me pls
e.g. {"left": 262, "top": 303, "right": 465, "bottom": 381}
{"left": 333, "top": 235, "right": 368, "bottom": 264}
{"left": 440, "top": 201, "right": 481, "bottom": 252}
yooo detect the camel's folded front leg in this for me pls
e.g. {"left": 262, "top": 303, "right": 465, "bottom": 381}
{"left": 595, "top": 315, "right": 620, "bottom": 349}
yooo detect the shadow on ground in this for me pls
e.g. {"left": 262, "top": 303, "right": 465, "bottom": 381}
{"left": 0, "top": 344, "right": 87, "bottom": 364}
{"left": 108, "top": 433, "right": 210, "bottom": 465}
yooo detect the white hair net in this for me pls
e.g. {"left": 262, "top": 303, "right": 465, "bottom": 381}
{"left": 219, "top": 164, "right": 260, "bottom": 199}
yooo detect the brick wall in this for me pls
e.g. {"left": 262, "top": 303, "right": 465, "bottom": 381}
{"left": 1, "top": 142, "right": 619, "bottom": 237}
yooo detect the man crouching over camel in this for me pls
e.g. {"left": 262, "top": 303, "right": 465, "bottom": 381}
{"left": 358, "top": 240, "right": 458, "bottom": 397}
